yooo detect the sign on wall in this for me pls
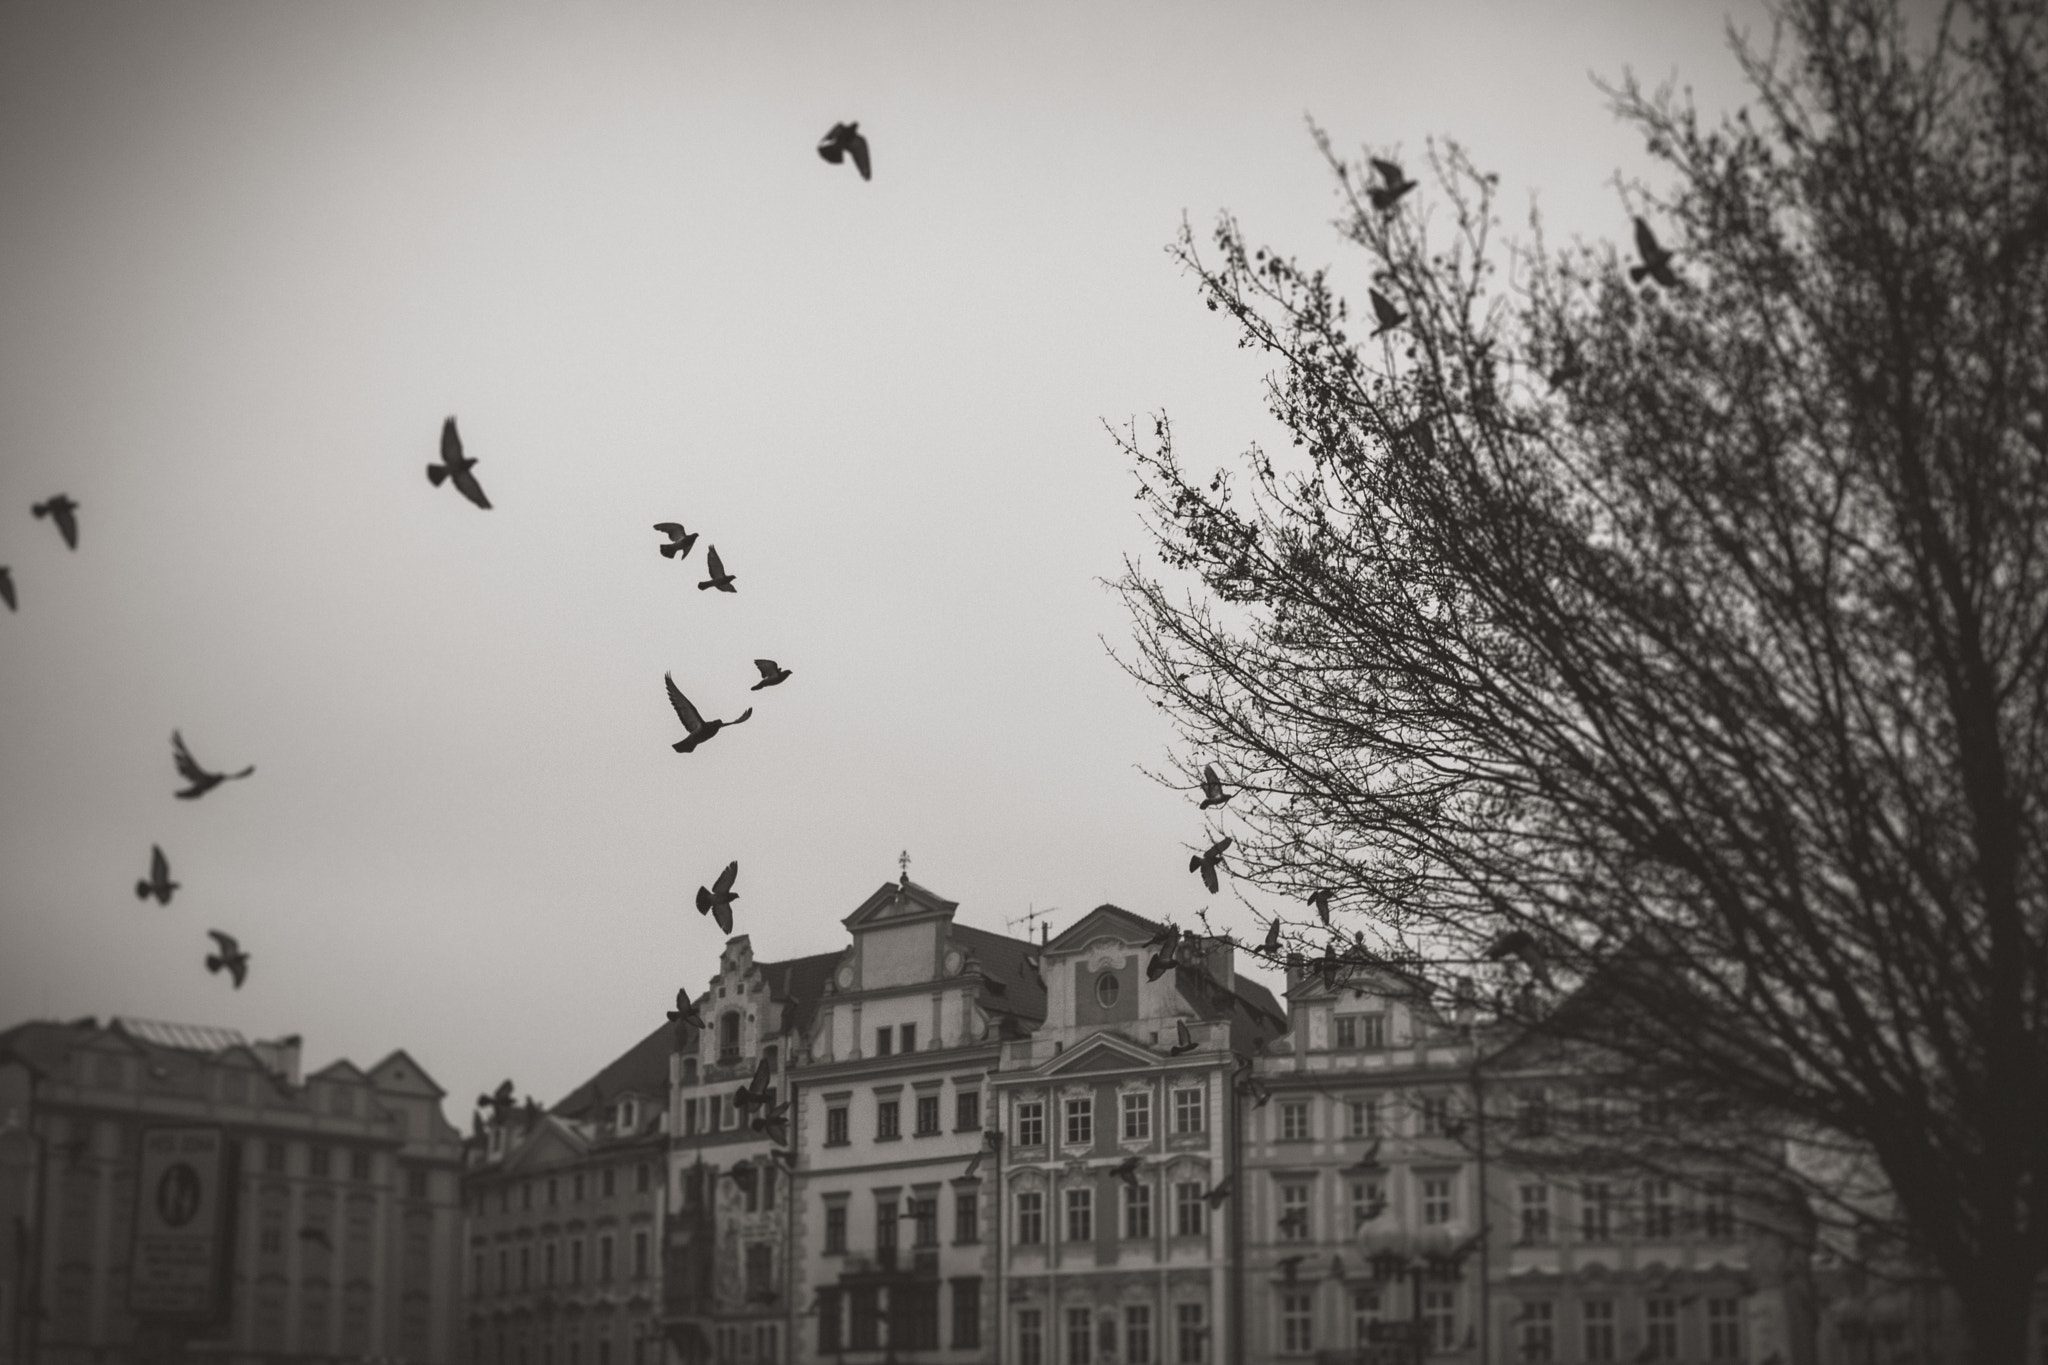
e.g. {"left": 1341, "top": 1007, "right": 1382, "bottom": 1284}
{"left": 129, "top": 1126, "right": 231, "bottom": 1320}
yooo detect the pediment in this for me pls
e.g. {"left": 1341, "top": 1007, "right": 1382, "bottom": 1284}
{"left": 366, "top": 1050, "right": 445, "bottom": 1098}
{"left": 1040, "top": 1033, "right": 1157, "bottom": 1077}
{"left": 309, "top": 1058, "right": 371, "bottom": 1085}
{"left": 504, "top": 1120, "right": 588, "bottom": 1171}
{"left": 843, "top": 879, "right": 958, "bottom": 930}
{"left": 1046, "top": 904, "right": 1160, "bottom": 955}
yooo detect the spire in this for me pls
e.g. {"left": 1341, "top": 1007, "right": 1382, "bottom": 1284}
{"left": 899, "top": 849, "right": 911, "bottom": 887}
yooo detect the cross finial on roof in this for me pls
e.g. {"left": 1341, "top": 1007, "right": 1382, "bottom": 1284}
{"left": 898, "top": 849, "right": 912, "bottom": 886}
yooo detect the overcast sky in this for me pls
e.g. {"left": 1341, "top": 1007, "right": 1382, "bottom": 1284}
{"left": 0, "top": 0, "right": 1779, "bottom": 1119}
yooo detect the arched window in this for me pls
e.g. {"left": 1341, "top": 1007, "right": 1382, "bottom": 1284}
{"left": 719, "top": 1012, "right": 741, "bottom": 1064}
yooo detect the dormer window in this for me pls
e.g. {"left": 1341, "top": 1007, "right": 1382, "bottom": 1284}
{"left": 617, "top": 1099, "right": 638, "bottom": 1132}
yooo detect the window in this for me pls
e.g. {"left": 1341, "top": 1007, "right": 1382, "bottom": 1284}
{"left": 544, "top": 1243, "right": 557, "bottom": 1285}
{"left": 498, "top": 1250, "right": 508, "bottom": 1294}
{"left": 1422, "top": 1176, "right": 1453, "bottom": 1225}
{"left": 569, "top": 1240, "right": 582, "bottom": 1284}
{"left": 683, "top": 1098, "right": 698, "bottom": 1134}
{"left": 818, "top": 1289, "right": 844, "bottom": 1353}
{"left": 1352, "top": 1014, "right": 1387, "bottom": 1048}
{"left": 1124, "top": 1183, "right": 1153, "bottom": 1239}
{"left": 911, "top": 1197, "right": 938, "bottom": 1247}
{"left": 1065, "top": 1186, "right": 1094, "bottom": 1241}
{"left": 762, "top": 1165, "right": 777, "bottom": 1210}
{"left": 1349, "top": 1179, "right": 1385, "bottom": 1227}
{"left": 850, "top": 1287, "right": 880, "bottom": 1351}
{"left": 310, "top": 1145, "right": 331, "bottom": 1178}
{"left": 1422, "top": 1288, "right": 1457, "bottom": 1352}
{"left": 407, "top": 1168, "right": 429, "bottom": 1199}
{"left": 877, "top": 1099, "right": 901, "bottom": 1140}
{"left": 1173, "top": 1088, "right": 1204, "bottom": 1134}
{"left": 520, "top": 1247, "right": 532, "bottom": 1289}
{"left": 1123, "top": 1091, "right": 1152, "bottom": 1141}
{"left": 1280, "top": 1291, "right": 1314, "bottom": 1353}
{"left": 1277, "top": 1181, "right": 1311, "bottom": 1240}
{"left": 955, "top": 1191, "right": 980, "bottom": 1243}
{"left": 1335, "top": 1016, "right": 1356, "bottom": 1048}
{"left": 1581, "top": 1182, "right": 1613, "bottom": 1242}
{"left": 1702, "top": 1178, "right": 1736, "bottom": 1238}
{"left": 1016, "top": 1190, "right": 1045, "bottom": 1244}
{"left": 1175, "top": 1302, "right": 1207, "bottom": 1364}
{"left": 1645, "top": 1299, "right": 1679, "bottom": 1360}
{"left": 680, "top": 1057, "right": 697, "bottom": 1086}
{"left": 952, "top": 1278, "right": 982, "bottom": 1349}
{"left": 824, "top": 1202, "right": 848, "bottom": 1254}
{"left": 633, "top": 1230, "right": 648, "bottom": 1279}
{"left": 1065, "top": 1095, "right": 1093, "bottom": 1146}
{"left": 1347, "top": 1098, "right": 1380, "bottom": 1138}
{"left": 636, "top": 1162, "right": 650, "bottom": 1193}
{"left": 900, "top": 1023, "right": 916, "bottom": 1053}
{"left": 1017, "top": 1308, "right": 1045, "bottom": 1365}
{"left": 264, "top": 1141, "right": 286, "bottom": 1173}
{"left": 1174, "top": 1182, "right": 1205, "bottom": 1237}
{"left": 602, "top": 1165, "right": 615, "bottom": 1197}
{"left": 1016, "top": 1100, "right": 1046, "bottom": 1147}
{"left": 1067, "top": 1308, "right": 1094, "bottom": 1365}
{"left": 571, "top": 1173, "right": 584, "bottom": 1202}
{"left": 957, "top": 1090, "right": 981, "bottom": 1131}
{"left": 1706, "top": 1298, "right": 1741, "bottom": 1359}
{"left": 1519, "top": 1184, "right": 1551, "bottom": 1244}
{"left": 1096, "top": 973, "right": 1120, "bottom": 1007}
{"left": 548, "top": 1177, "right": 560, "bottom": 1206}
{"left": 1125, "top": 1305, "right": 1152, "bottom": 1364}
{"left": 744, "top": 1243, "right": 772, "bottom": 1299}
{"left": 875, "top": 1027, "right": 893, "bottom": 1057}
{"left": 826, "top": 1105, "right": 849, "bottom": 1146}
{"left": 1350, "top": 1287, "right": 1382, "bottom": 1347}
{"left": 598, "top": 1235, "right": 613, "bottom": 1281}
{"left": 719, "top": 1012, "right": 740, "bottom": 1064}
{"left": 1517, "top": 1303, "right": 1554, "bottom": 1362}
{"left": 1583, "top": 1300, "right": 1615, "bottom": 1362}
{"left": 1642, "top": 1179, "right": 1677, "bottom": 1239}
{"left": 897, "top": 1284, "right": 942, "bottom": 1350}
{"left": 1280, "top": 1101, "right": 1310, "bottom": 1140}
{"left": 1419, "top": 1094, "right": 1449, "bottom": 1136}
{"left": 913, "top": 1093, "right": 941, "bottom": 1135}
{"left": 1516, "top": 1090, "right": 1551, "bottom": 1138}
{"left": 876, "top": 1201, "right": 898, "bottom": 1255}
{"left": 708, "top": 1095, "right": 724, "bottom": 1131}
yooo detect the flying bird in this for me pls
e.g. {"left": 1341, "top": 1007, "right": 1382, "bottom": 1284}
{"left": 1367, "top": 158, "right": 1417, "bottom": 211}
{"left": 135, "top": 845, "right": 178, "bottom": 905}
{"left": 728, "top": 1163, "right": 759, "bottom": 1197}
{"left": 171, "top": 730, "right": 254, "bottom": 800}
{"left": 1110, "top": 1155, "right": 1142, "bottom": 1190}
{"left": 477, "top": 1079, "right": 517, "bottom": 1122}
{"left": 696, "top": 860, "right": 740, "bottom": 935}
{"left": 1198, "top": 764, "right": 1233, "bottom": 810}
{"left": 817, "top": 122, "right": 872, "bottom": 180}
{"left": 754, "top": 1108, "right": 791, "bottom": 1147}
{"left": 653, "top": 523, "right": 699, "bottom": 560}
{"left": 665, "top": 674, "right": 753, "bottom": 753}
{"left": 0, "top": 567, "right": 14, "bottom": 612}
{"left": 697, "top": 545, "right": 737, "bottom": 592}
{"left": 1485, "top": 928, "right": 1555, "bottom": 988}
{"left": 1238, "top": 1074, "right": 1271, "bottom": 1108}
{"left": 1308, "top": 890, "right": 1333, "bottom": 926}
{"left": 1189, "top": 837, "right": 1232, "bottom": 894}
{"left": 734, "top": 1053, "right": 774, "bottom": 1111}
{"left": 426, "top": 418, "right": 491, "bottom": 509}
{"left": 1369, "top": 289, "right": 1406, "bottom": 338}
{"left": 1629, "top": 217, "right": 1679, "bottom": 288}
{"left": 1169, "top": 1019, "right": 1199, "bottom": 1056}
{"left": 750, "top": 659, "right": 792, "bottom": 690}
{"left": 769, "top": 1148, "right": 795, "bottom": 1168}
{"left": 962, "top": 1131, "right": 1001, "bottom": 1180}
{"left": 1260, "top": 917, "right": 1281, "bottom": 957}
{"left": 1276, "top": 1252, "right": 1305, "bottom": 1282}
{"left": 1203, "top": 1177, "right": 1234, "bottom": 1208}
{"left": 668, "top": 989, "right": 705, "bottom": 1034}
{"left": 1345, "top": 1139, "right": 1384, "bottom": 1174}
{"left": 205, "top": 930, "right": 249, "bottom": 988}
{"left": 32, "top": 495, "right": 78, "bottom": 549}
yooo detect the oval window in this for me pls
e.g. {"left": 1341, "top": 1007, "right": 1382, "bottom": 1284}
{"left": 1095, "top": 973, "right": 1121, "bottom": 1008}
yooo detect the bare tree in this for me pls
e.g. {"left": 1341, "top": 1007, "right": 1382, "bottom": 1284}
{"left": 1116, "top": 1, "right": 2048, "bottom": 1358}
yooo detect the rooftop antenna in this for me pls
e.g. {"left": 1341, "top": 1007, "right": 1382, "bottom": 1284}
{"left": 1007, "top": 903, "right": 1058, "bottom": 943}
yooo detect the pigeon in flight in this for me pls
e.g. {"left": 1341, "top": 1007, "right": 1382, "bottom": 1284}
{"left": 135, "top": 845, "right": 178, "bottom": 906}
{"left": 1276, "top": 1251, "right": 1305, "bottom": 1281}
{"left": 1345, "top": 1139, "right": 1384, "bottom": 1174}
{"left": 1198, "top": 764, "right": 1233, "bottom": 810}
{"left": 697, "top": 546, "right": 737, "bottom": 593}
{"left": 665, "top": 674, "right": 753, "bottom": 753}
{"left": 1190, "top": 837, "right": 1232, "bottom": 894}
{"left": 668, "top": 989, "right": 706, "bottom": 1033}
{"left": 750, "top": 659, "right": 792, "bottom": 690}
{"left": 728, "top": 1163, "right": 759, "bottom": 1197}
{"left": 1367, "top": 158, "right": 1417, "bottom": 212}
{"left": 1369, "top": 289, "right": 1406, "bottom": 338}
{"left": 0, "top": 567, "right": 14, "bottom": 612}
{"left": 427, "top": 417, "right": 492, "bottom": 510}
{"left": 1629, "top": 217, "right": 1679, "bottom": 288}
{"left": 734, "top": 1052, "right": 774, "bottom": 1112}
{"left": 1202, "top": 1177, "right": 1234, "bottom": 1208}
{"left": 1260, "top": 917, "right": 1282, "bottom": 957}
{"left": 1145, "top": 923, "right": 1185, "bottom": 981}
{"left": 32, "top": 495, "right": 79, "bottom": 550}
{"left": 172, "top": 731, "right": 255, "bottom": 800}
{"left": 754, "top": 1105, "right": 791, "bottom": 1147}
{"left": 1110, "top": 1155, "right": 1142, "bottom": 1190}
{"left": 478, "top": 1079, "right": 518, "bottom": 1124}
{"left": 1169, "top": 1019, "right": 1199, "bottom": 1056}
{"left": 818, "top": 122, "right": 872, "bottom": 180}
{"left": 653, "top": 523, "right": 699, "bottom": 560}
{"left": 205, "top": 930, "right": 249, "bottom": 988}
{"left": 1307, "top": 889, "right": 1333, "bottom": 926}
{"left": 696, "top": 859, "right": 740, "bottom": 934}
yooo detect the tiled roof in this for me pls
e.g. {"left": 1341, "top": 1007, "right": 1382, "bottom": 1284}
{"left": 763, "top": 952, "right": 841, "bottom": 1040}
{"left": 951, "top": 923, "right": 1048, "bottom": 1024}
{"left": 550, "top": 1021, "right": 672, "bottom": 1119}
{"left": 113, "top": 1018, "right": 249, "bottom": 1054}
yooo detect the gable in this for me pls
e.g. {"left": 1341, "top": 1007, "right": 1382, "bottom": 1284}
{"left": 1041, "top": 1034, "right": 1158, "bottom": 1077}
{"left": 842, "top": 878, "right": 959, "bottom": 930}
{"left": 366, "top": 1050, "right": 445, "bottom": 1098}
{"left": 308, "top": 1058, "right": 371, "bottom": 1085}
{"left": 1047, "top": 904, "right": 1161, "bottom": 954}
{"left": 504, "top": 1120, "right": 588, "bottom": 1172}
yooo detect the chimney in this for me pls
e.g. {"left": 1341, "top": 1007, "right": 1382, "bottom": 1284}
{"left": 252, "top": 1034, "right": 302, "bottom": 1087}
{"left": 1204, "top": 937, "right": 1235, "bottom": 992}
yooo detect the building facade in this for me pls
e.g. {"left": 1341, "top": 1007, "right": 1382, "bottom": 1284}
{"left": 990, "top": 905, "right": 1287, "bottom": 1365}
{"left": 461, "top": 1026, "right": 670, "bottom": 1365}
{"left": 0, "top": 1016, "right": 465, "bottom": 1365}
{"left": 789, "top": 877, "right": 1046, "bottom": 1364}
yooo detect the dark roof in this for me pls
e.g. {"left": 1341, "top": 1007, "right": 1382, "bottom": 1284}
{"left": 762, "top": 951, "right": 842, "bottom": 1039}
{"left": 1235, "top": 977, "right": 1285, "bottom": 1025}
{"left": 1046, "top": 902, "right": 1164, "bottom": 952}
{"left": 951, "top": 923, "right": 1049, "bottom": 1024}
{"left": 551, "top": 1021, "right": 672, "bottom": 1119}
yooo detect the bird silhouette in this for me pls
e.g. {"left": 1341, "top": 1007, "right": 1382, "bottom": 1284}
{"left": 668, "top": 989, "right": 705, "bottom": 1034}
{"left": 1238, "top": 1074, "right": 1271, "bottom": 1109}
{"left": 1308, "top": 889, "right": 1333, "bottom": 926}
{"left": 1485, "top": 928, "right": 1555, "bottom": 988}
{"left": 1629, "top": 217, "right": 1679, "bottom": 288}
{"left": 298, "top": 1226, "right": 333, "bottom": 1252}
{"left": 653, "top": 523, "right": 699, "bottom": 560}
{"left": 1345, "top": 1139, "right": 1384, "bottom": 1174}
{"left": 750, "top": 659, "right": 792, "bottom": 690}
{"left": 1198, "top": 764, "right": 1233, "bottom": 809}
{"left": 1354, "top": 1195, "right": 1387, "bottom": 1224}
{"left": 1110, "top": 1155, "right": 1141, "bottom": 1189}
{"left": 1190, "top": 837, "right": 1232, "bottom": 893}
{"left": 728, "top": 1163, "right": 759, "bottom": 1197}
{"left": 135, "top": 845, "right": 178, "bottom": 905}
{"left": 697, "top": 545, "right": 737, "bottom": 592}
{"left": 1260, "top": 917, "right": 1281, "bottom": 957}
{"left": 769, "top": 1147, "right": 795, "bottom": 1168}
{"left": 734, "top": 1052, "right": 774, "bottom": 1112}
{"left": 756, "top": 1110, "right": 791, "bottom": 1147}
{"left": 696, "top": 860, "right": 739, "bottom": 934}
{"left": 426, "top": 418, "right": 491, "bottom": 509}
{"left": 1367, "top": 159, "right": 1417, "bottom": 212}
{"left": 1369, "top": 289, "right": 1406, "bottom": 338}
{"left": 478, "top": 1079, "right": 517, "bottom": 1123}
{"left": 665, "top": 674, "right": 753, "bottom": 753}
{"left": 1202, "top": 1177, "right": 1233, "bottom": 1208}
{"left": 817, "top": 122, "right": 871, "bottom": 180}
{"left": 205, "top": 930, "right": 249, "bottom": 988}
{"left": 171, "top": 731, "right": 254, "bottom": 800}
{"left": 1276, "top": 1252, "right": 1305, "bottom": 1282}
{"left": 0, "top": 567, "right": 14, "bottom": 612}
{"left": 32, "top": 495, "right": 79, "bottom": 550}
{"left": 1169, "top": 1019, "right": 1199, "bottom": 1056}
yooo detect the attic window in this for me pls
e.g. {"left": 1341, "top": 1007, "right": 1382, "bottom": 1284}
{"left": 1095, "top": 973, "right": 1120, "bottom": 1008}
{"left": 618, "top": 1100, "right": 638, "bottom": 1131}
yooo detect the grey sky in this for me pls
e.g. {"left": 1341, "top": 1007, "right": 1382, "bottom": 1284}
{"left": 0, "top": 1, "right": 1772, "bottom": 1115}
